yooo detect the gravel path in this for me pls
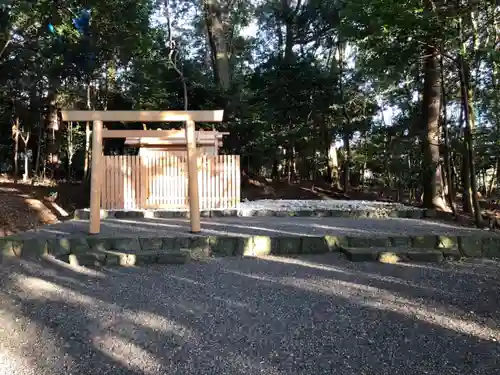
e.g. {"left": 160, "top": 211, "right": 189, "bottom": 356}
{"left": 0, "top": 255, "right": 499, "bottom": 374}
{"left": 8, "top": 216, "right": 493, "bottom": 239}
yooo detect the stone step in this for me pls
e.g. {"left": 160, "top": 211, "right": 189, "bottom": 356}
{"left": 341, "top": 247, "right": 447, "bottom": 263}
{"left": 57, "top": 249, "right": 190, "bottom": 268}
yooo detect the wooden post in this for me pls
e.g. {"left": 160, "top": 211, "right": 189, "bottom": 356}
{"left": 89, "top": 120, "right": 103, "bottom": 234}
{"left": 185, "top": 120, "right": 201, "bottom": 232}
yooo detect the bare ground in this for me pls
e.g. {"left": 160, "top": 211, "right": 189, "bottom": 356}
{"left": 0, "top": 178, "right": 87, "bottom": 236}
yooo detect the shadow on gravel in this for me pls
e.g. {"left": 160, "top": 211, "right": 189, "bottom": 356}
{"left": 0, "top": 254, "right": 499, "bottom": 375}
{"left": 256, "top": 254, "right": 500, "bottom": 328}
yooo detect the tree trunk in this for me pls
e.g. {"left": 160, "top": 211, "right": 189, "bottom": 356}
{"left": 342, "top": 133, "right": 350, "bottom": 193}
{"left": 67, "top": 121, "right": 74, "bottom": 179}
{"left": 328, "top": 142, "right": 340, "bottom": 189}
{"left": 203, "top": 0, "right": 231, "bottom": 91}
{"left": 488, "top": 158, "right": 498, "bottom": 196}
{"left": 23, "top": 152, "right": 29, "bottom": 181}
{"left": 83, "top": 83, "right": 91, "bottom": 180}
{"left": 287, "top": 145, "right": 294, "bottom": 183}
{"left": 103, "top": 59, "right": 116, "bottom": 111}
{"left": 12, "top": 118, "right": 19, "bottom": 179}
{"left": 337, "top": 40, "right": 351, "bottom": 193}
{"left": 384, "top": 131, "right": 391, "bottom": 188}
{"left": 281, "top": 0, "right": 301, "bottom": 63}
{"left": 45, "top": 89, "right": 59, "bottom": 132}
{"left": 458, "top": 55, "right": 483, "bottom": 227}
{"left": 284, "top": 14, "right": 294, "bottom": 64}
{"left": 481, "top": 169, "right": 487, "bottom": 194}
{"left": 421, "top": 44, "right": 448, "bottom": 211}
{"left": 271, "top": 159, "right": 279, "bottom": 181}
{"left": 20, "top": 129, "right": 30, "bottom": 181}
{"left": 45, "top": 87, "right": 59, "bottom": 179}
{"left": 440, "top": 53, "right": 456, "bottom": 214}
{"left": 461, "top": 152, "right": 472, "bottom": 212}
{"left": 34, "top": 113, "right": 43, "bottom": 178}
{"left": 491, "top": 44, "right": 500, "bottom": 195}
{"left": 360, "top": 160, "right": 367, "bottom": 191}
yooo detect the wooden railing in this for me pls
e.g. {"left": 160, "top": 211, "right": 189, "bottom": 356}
{"left": 101, "top": 154, "right": 240, "bottom": 210}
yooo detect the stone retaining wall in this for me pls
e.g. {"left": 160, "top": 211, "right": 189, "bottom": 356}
{"left": 1, "top": 234, "right": 499, "bottom": 263}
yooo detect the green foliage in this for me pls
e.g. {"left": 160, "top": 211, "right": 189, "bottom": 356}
{"left": 0, "top": 0, "right": 498, "bottom": 197}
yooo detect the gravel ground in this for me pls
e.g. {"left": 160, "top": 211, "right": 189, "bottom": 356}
{"left": 238, "top": 199, "right": 422, "bottom": 212}
{"left": 94, "top": 199, "right": 422, "bottom": 213}
{"left": 8, "top": 216, "right": 493, "bottom": 240}
{"left": 0, "top": 254, "right": 499, "bottom": 374}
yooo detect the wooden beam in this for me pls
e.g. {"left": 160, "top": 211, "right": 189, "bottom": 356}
{"left": 124, "top": 139, "right": 223, "bottom": 147}
{"left": 123, "top": 133, "right": 227, "bottom": 144}
{"left": 103, "top": 129, "right": 185, "bottom": 139}
{"left": 89, "top": 120, "right": 103, "bottom": 235}
{"left": 61, "top": 110, "right": 224, "bottom": 123}
{"left": 185, "top": 120, "right": 201, "bottom": 233}
{"left": 109, "top": 129, "right": 229, "bottom": 140}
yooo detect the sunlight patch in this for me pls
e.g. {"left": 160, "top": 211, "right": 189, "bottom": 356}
{"left": 0, "top": 347, "right": 26, "bottom": 375}
{"left": 124, "top": 310, "right": 196, "bottom": 338}
{"left": 23, "top": 198, "right": 58, "bottom": 223}
{"left": 48, "top": 202, "right": 69, "bottom": 217}
{"left": 256, "top": 255, "right": 352, "bottom": 274}
{"left": 0, "top": 187, "right": 20, "bottom": 193}
{"left": 14, "top": 276, "right": 98, "bottom": 307}
{"left": 92, "top": 333, "right": 167, "bottom": 373}
{"left": 0, "top": 300, "right": 72, "bottom": 375}
{"left": 43, "top": 254, "right": 106, "bottom": 277}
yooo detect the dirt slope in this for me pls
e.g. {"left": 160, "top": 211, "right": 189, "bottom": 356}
{"left": 0, "top": 178, "right": 87, "bottom": 236}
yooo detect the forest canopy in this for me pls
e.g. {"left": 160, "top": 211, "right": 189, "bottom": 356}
{"left": 1, "top": 0, "right": 499, "bottom": 227}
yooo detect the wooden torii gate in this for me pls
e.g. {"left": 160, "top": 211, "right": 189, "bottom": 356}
{"left": 61, "top": 110, "right": 224, "bottom": 234}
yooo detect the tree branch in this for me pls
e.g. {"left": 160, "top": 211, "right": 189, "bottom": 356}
{"left": 414, "top": 39, "right": 458, "bottom": 64}
{"left": 164, "top": 0, "right": 188, "bottom": 111}
{"left": 0, "top": 39, "right": 10, "bottom": 59}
